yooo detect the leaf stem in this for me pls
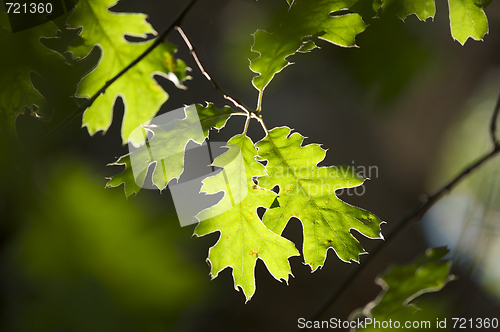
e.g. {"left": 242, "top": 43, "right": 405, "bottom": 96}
{"left": 303, "top": 91, "right": 500, "bottom": 327}
{"left": 256, "top": 90, "right": 263, "bottom": 114}
{"left": 35, "top": 0, "right": 199, "bottom": 149}
{"left": 175, "top": 25, "right": 267, "bottom": 139}
{"left": 243, "top": 114, "right": 251, "bottom": 136}
{"left": 175, "top": 26, "right": 255, "bottom": 116}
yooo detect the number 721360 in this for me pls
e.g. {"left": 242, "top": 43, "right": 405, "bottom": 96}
{"left": 452, "top": 318, "right": 498, "bottom": 329}
{"left": 5, "top": 2, "right": 53, "bottom": 14}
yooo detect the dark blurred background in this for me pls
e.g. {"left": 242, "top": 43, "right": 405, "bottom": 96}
{"left": 2, "top": 0, "right": 500, "bottom": 330}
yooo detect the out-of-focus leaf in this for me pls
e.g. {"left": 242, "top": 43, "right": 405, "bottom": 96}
{"left": 194, "top": 134, "right": 299, "bottom": 301}
{"left": 4, "top": 161, "right": 204, "bottom": 331}
{"left": 106, "top": 104, "right": 238, "bottom": 196}
{"left": 256, "top": 127, "right": 384, "bottom": 270}
{"left": 250, "top": 0, "right": 366, "bottom": 110}
{"left": 476, "top": 0, "right": 493, "bottom": 7}
{"left": 15, "top": 26, "right": 101, "bottom": 144}
{"left": 0, "top": 5, "right": 64, "bottom": 131}
{"left": 351, "top": 247, "right": 454, "bottom": 330}
{"left": 337, "top": 15, "right": 430, "bottom": 104}
{"left": 67, "top": 0, "right": 190, "bottom": 145}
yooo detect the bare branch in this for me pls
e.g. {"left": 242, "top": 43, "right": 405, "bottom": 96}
{"left": 489, "top": 92, "right": 500, "bottom": 148}
{"left": 303, "top": 96, "right": 500, "bottom": 327}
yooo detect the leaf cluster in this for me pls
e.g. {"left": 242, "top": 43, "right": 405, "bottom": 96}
{"left": 4, "top": 0, "right": 481, "bottom": 310}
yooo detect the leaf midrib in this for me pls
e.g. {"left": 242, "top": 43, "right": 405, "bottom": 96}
{"left": 83, "top": 0, "right": 125, "bottom": 69}
{"left": 262, "top": 134, "right": 365, "bottom": 264}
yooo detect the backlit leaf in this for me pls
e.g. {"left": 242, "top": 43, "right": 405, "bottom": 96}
{"left": 250, "top": 0, "right": 366, "bottom": 110}
{"left": 448, "top": 0, "right": 488, "bottom": 45}
{"left": 256, "top": 127, "right": 384, "bottom": 270}
{"left": 194, "top": 134, "right": 299, "bottom": 301}
{"left": 376, "top": 0, "right": 489, "bottom": 45}
{"left": 67, "top": 0, "right": 190, "bottom": 144}
{"left": 106, "top": 104, "right": 238, "bottom": 196}
{"left": 380, "top": 0, "right": 436, "bottom": 21}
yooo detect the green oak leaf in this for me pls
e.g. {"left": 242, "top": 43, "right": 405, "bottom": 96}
{"left": 379, "top": 0, "right": 436, "bottom": 21}
{"left": 106, "top": 155, "right": 143, "bottom": 197}
{"left": 250, "top": 0, "right": 366, "bottom": 110}
{"left": 351, "top": 247, "right": 454, "bottom": 330}
{"left": 106, "top": 104, "right": 238, "bottom": 196}
{"left": 0, "top": 5, "right": 65, "bottom": 131}
{"left": 67, "top": 0, "right": 190, "bottom": 145}
{"left": 256, "top": 127, "right": 384, "bottom": 270}
{"left": 448, "top": 0, "right": 488, "bottom": 45}
{"left": 194, "top": 134, "right": 300, "bottom": 301}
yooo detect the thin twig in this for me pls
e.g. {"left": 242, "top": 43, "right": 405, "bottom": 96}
{"left": 303, "top": 92, "right": 500, "bottom": 327}
{"left": 252, "top": 113, "right": 269, "bottom": 136}
{"left": 489, "top": 91, "right": 500, "bottom": 148}
{"left": 175, "top": 26, "right": 254, "bottom": 115}
{"left": 35, "top": 0, "right": 199, "bottom": 149}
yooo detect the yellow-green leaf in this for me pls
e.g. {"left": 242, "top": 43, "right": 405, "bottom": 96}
{"left": 194, "top": 134, "right": 299, "bottom": 301}
{"left": 67, "top": 0, "right": 189, "bottom": 144}
{"left": 250, "top": 0, "right": 366, "bottom": 110}
{"left": 107, "top": 104, "right": 237, "bottom": 196}
{"left": 448, "top": 0, "right": 488, "bottom": 45}
{"left": 256, "top": 127, "right": 384, "bottom": 270}
{"left": 380, "top": 0, "right": 436, "bottom": 21}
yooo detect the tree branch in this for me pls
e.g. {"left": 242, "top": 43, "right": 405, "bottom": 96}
{"left": 490, "top": 91, "right": 500, "bottom": 148}
{"left": 174, "top": 26, "right": 255, "bottom": 116}
{"left": 35, "top": 0, "right": 199, "bottom": 149}
{"left": 303, "top": 92, "right": 500, "bottom": 327}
